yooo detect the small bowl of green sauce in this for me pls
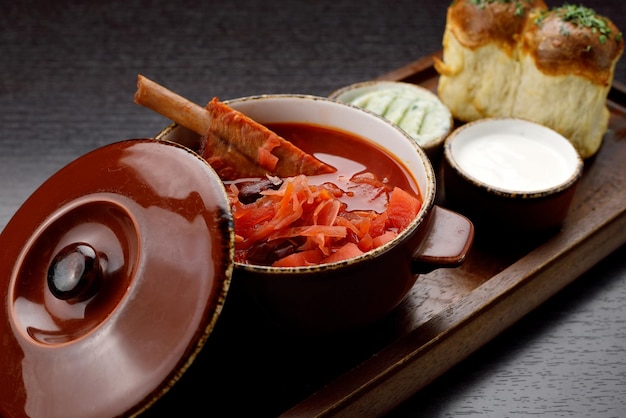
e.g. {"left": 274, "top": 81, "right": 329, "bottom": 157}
{"left": 330, "top": 80, "right": 453, "bottom": 162}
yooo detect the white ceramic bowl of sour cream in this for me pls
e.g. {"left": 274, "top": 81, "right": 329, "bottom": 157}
{"left": 443, "top": 118, "right": 584, "bottom": 235}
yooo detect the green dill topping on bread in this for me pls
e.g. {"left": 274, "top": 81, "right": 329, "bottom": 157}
{"left": 468, "top": 0, "right": 533, "bottom": 17}
{"left": 535, "top": 4, "right": 623, "bottom": 45}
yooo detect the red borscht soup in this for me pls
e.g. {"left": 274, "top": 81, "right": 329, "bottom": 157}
{"left": 225, "top": 122, "right": 422, "bottom": 267}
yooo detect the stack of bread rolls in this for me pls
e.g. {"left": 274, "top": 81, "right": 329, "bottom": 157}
{"left": 435, "top": 1, "right": 623, "bottom": 158}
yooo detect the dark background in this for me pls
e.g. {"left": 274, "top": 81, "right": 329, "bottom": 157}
{"left": 2, "top": 1, "right": 625, "bottom": 416}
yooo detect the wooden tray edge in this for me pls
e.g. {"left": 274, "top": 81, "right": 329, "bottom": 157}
{"left": 283, "top": 209, "right": 626, "bottom": 418}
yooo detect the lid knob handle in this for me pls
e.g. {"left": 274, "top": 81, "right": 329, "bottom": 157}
{"left": 47, "top": 243, "right": 104, "bottom": 302}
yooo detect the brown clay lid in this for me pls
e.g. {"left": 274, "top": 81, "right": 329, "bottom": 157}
{"left": 0, "top": 139, "right": 233, "bottom": 417}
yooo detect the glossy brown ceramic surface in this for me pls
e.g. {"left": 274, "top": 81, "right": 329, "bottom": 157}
{"left": 443, "top": 161, "right": 580, "bottom": 234}
{"left": 235, "top": 205, "right": 473, "bottom": 333}
{"left": 0, "top": 139, "right": 233, "bottom": 418}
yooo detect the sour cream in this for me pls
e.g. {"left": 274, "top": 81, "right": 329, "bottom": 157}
{"left": 447, "top": 119, "right": 582, "bottom": 193}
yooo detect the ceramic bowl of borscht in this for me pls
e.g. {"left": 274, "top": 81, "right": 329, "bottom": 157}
{"left": 158, "top": 94, "right": 474, "bottom": 333}
{"left": 443, "top": 118, "right": 583, "bottom": 236}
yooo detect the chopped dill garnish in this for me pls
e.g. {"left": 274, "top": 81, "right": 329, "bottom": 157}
{"left": 535, "top": 4, "right": 623, "bottom": 46}
{"left": 468, "top": 0, "right": 533, "bottom": 17}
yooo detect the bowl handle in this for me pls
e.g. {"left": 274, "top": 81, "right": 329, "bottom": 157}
{"left": 411, "top": 205, "right": 474, "bottom": 274}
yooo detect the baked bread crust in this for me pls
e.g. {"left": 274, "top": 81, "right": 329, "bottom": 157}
{"left": 435, "top": 1, "right": 624, "bottom": 158}
{"left": 447, "top": 0, "right": 547, "bottom": 54}
{"left": 524, "top": 8, "right": 623, "bottom": 86}
{"left": 435, "top": 0, "right": 548, "bottom": 122}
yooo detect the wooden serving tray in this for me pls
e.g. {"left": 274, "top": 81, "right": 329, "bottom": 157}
{"left": 148, "top": 53, "right": 626, "bottom": 417}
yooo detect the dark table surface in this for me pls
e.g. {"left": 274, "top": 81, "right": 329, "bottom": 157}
{"left": 2, "top": 0, "right": 625, "bottom": 416}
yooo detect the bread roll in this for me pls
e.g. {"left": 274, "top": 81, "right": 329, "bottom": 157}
{"left": 435, "top": 0, "right": 548, "bottom": 121}
{"left": 515, "top": 6, "right": 623, "bottom": 158}
{"left": 435, "top": 2, "right": 623, "bottom": 158}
